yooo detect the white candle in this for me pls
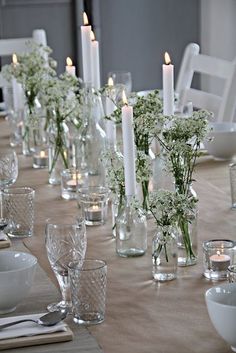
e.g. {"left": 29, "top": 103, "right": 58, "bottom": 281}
{"left": 33, "top": 150, "right": 48, "bottom": 168}
{"left": 65, "top": 57, "right": 76, "bottom": 77}
{"left": 162, "top": 52, "right": 174, "bottom": 116}
{"left": 210, "top": 251, "right": 231, "bottom": 271}
{"left": 81, "top": 12, "right": 92, "bottom": 83}
{"left": 121, "top": 91, "right": 136, "bottom": 197}
{"left": 12, "top": 54, "right": 24, "bottom": 111}
{"left": 91, "top": 31, "right": 101, "bottom": 89}
{"left": 105, "top": 77, "right": 116, "bottom": 143}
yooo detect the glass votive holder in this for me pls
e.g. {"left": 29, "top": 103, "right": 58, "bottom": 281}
{"left": 228, "top": 265, "right": 236, "bottom": 283}
{"left": 61, "top": 168, "right": 88, "bottom": 200}
{"left": 77, "top": 186, "right": 109, "bottom": 226}
{"left": 203, "top": 239, "right": 235, "bottom": 280}
{"left": 33, "top": 147, "right": 49, "bottom": 169}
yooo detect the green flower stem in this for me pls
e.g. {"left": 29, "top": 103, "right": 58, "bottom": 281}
{"left": 178, "top": 216, "right": 196, "bottom": 260}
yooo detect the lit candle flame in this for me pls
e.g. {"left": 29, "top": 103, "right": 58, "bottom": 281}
{"left": 108, "top": 77, "right": 114, "bottom": 86}
{"left": 83, "top": 12, "right": 89, "bottom": 25}
{"left": 164, "top": 52, "right": 171, "bottom": 65}
{"left": 40, "top": 151, "right": 46, "bottom": 158}
{"left": 66, "top": 57, "right": 73, "bottom": 66}
{"left": 90, "top": 30, "right": 95, "bottom": 41}
{"left": 216, "top": 251, "right": 221, "bottom": 256}
{"left": 92, "top": 205, "right": 100, "bottom": 211}
{"left": 122, "top": 90, "right": 128, "bottom": 105}
{"left": 12, "top": 53, "right": 18, "bottom": 65}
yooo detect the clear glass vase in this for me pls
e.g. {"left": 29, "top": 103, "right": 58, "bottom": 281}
{"left": 177, "top": 207, "right": 198, "bottom": 266}
{"left": 116, "top": 196, "right": 147, "bottom": 257}
{"left": 48, "top": 121, "right": 70, "bottom": 185}
{"left": 22, "top": 97, "right": 47, "bottom": 156}
{"left": 152, "top": 226, "right": 178, "bottom": 281}
{"left": 175, "top": 183, "right": 198, "bottom": 266}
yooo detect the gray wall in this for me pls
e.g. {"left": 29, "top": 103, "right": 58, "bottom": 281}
{"left": 0, "top": 0, "right": 76, "bottom": 74}
{"left": 96, "top": 0, "right": 200, "bottom": 91}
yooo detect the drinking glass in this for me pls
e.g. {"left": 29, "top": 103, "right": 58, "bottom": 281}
{"left": 0, "top": 150, "right": 18, "bottom": 229}
{"left": 45, "top": 218, "right": 87, "bottom": 312}
{"left": 108, "top": 71, "right": 132, "bottom": 98}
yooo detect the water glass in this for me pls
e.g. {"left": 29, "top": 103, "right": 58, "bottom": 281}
{"left": 3, "top": 187, "right": 35, "bottom": 238}
{"left": 108, "top": 71, "right": 132, "bottom": 100}
{"left": 69, "top": 259, "right": 107, "bottom": 325}
{"left": 45, "top": 218, "right": 87, "bottom": 312}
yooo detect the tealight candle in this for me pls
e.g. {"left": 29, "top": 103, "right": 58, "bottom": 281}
{"left": 61, "top": 169, "right": 87, "bottom": 200}
{"left": 87, "top": 205, "right": 102, "bottom": 222}
{"left": 33, "top": 149, "right": 48, "bottom": 169}
{"left": 210, "top": 251, "right": 231, "bottom": 272}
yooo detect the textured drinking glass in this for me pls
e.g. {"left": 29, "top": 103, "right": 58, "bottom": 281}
{"left": 229, "top": 163, "right": 236, "bottom": 208}
{"left": 77, "top": 186, "right": 109, "bottom": 226}
{"left": 69, "top": 259, "right": 107, "bottom": 325}
{"left": 45, "top": 219, "right": 87, "bottom": 312}
{"left": 3, "top": 187, "right": 35, "bottom": 238}
{"left": 203, "top": 239, "right": 235, "bottom": 280}
{"left": 228, "top": 265, "right": 236, "bottom": 283}
{"left": 0, "top": 150, "right": 18, "bottom": 229}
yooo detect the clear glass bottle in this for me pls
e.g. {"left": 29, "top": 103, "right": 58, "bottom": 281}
{"left": 152, "top": 225, "right": 178, "bottom": 281}
{"left": 116, "top": 196, "right": 147, "bottom": 257}
{"left": 76, "top": 89, "right": 106, "bottom": 185}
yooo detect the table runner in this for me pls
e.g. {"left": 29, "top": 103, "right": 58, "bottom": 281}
{"left": 1, "top": 119, "right": 235, "bottom": 353}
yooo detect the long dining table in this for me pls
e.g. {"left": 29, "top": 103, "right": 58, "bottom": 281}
{"left": 0, "top": 117, "right": 235, "bottom": 353}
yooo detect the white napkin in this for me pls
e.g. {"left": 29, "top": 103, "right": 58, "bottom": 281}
{"left": 0, "top": 313, "right": 67, "bottom": 340}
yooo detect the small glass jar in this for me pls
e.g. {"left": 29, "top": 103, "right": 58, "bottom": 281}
{"left": 152, "top": 226, "right": 178, "bottom": 282}
{"left": 61, "top": 168, "right": 88, "bottom": 200}
{"left": 77, "top": 186, "right": 109, "bottom": 226}
{"left": 203, "top": 239, "right": 235, "bottom": 280}
{"left": 116, "top": 196, "right": 147, "bottom": 257}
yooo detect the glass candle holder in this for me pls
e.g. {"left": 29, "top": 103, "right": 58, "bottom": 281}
{"left": 77, "top": 186, "right": 109, "bottom": 226}
{"left": 61, "top": 168, "right": 88, "bottom": 200}
{"left": 203, "top": 239, "right": 235, "bottom": 280}
{"left": 228, "top": 265, "right": 236, "bottom": 283}
{"left": 33, "top": 147, "right": 49, "bottom": 169}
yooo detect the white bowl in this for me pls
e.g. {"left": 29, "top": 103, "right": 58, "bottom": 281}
{"left": 204, "top": 122, "right": 236, "bottom": 160}
{"left": 0, "top": 251, "right": 37, "bottom": 314}
{"left": 205, "top": 283, "right": 236, "bottom": 351}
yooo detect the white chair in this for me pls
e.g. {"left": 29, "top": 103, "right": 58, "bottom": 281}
{"left": 0, "top": 29, "right": 47, "bottom": 87}
{"left": 176, "top": 43, "right": 236, "bottom": 122}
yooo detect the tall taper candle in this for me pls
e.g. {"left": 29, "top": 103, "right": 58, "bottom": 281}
{"left": 91, "top": 31, "right": 101, "bottom": 89}
{"left": 12, "top": 54, "right": 24, "bottom": 111}
{"left": 81, "top": 12, "right": 92, "bottom": 83}
{"left": 163, "top": 52, "right": 174, "bottom": 116}
{"left": 65, "top": 57, "right": 76, "bottom": 77}
{"left": 105, "top": 77, "right": 116, "bottom": 143}
{"left": 121, "top": 91, "right": 136, "bottom": 196}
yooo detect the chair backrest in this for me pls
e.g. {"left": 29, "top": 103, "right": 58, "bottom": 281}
{"left": 176, "top": 43, "right": 236, "bottom": 122}
{"left": 0, "top": 29, "right": 47, "bottom": 87}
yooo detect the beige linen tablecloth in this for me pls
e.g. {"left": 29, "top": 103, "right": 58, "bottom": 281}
{"left": 1, "top": 119, "right": 235, "bottom": 353}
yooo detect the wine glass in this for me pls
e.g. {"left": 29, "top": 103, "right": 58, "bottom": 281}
{"left": 45, "top": 217, "right": 87, "bottom": 312}
{"left": 108, "top": 71, "right": 132, "bottom": 100}
{"left": 0, "top": 150, "right": 18, "bottom": 229}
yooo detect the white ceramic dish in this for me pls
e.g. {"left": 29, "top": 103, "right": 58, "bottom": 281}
{"left": 0, "top": 251, "right": 37, "bottom": 314}
{"left": 203, "top": 122, "right": 236, "bottom": 160}
{"left": 205, "top": 283, "right": 236, "bottom": 352}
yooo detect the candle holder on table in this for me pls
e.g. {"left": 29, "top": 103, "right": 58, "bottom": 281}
{"left": 203, "top": 239, "right": 235, "bottom": 280}
{"left": 77, "top": 186, "right": 109, "bottom": 226}
{"left": 33, "top": 147, "right": 49, "bottom": 169}
{"left": 61, "top": 168, "right": 88, "bottom": 200}
{"left": 228, "top": 264, "right": 236, "bottom": 283}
